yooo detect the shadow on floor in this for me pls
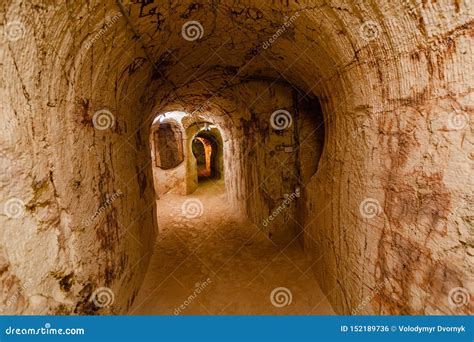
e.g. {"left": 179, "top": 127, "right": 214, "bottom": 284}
{"left": 129, "top": 179, "right": 334, "bottom": 315}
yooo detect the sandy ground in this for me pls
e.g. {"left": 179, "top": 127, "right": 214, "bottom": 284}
{"left": 129, "top": 180, "right": 334, "bottom": 315}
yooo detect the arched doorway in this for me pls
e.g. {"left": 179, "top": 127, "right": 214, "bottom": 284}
{"left": 191, "top": 126, "right": 223, "bottom": 184}
{"left": 149, "top": 112, "right": 188, "bottom": 197}
{"left": 192, "top": 137, "right": 212, "bottom": 178}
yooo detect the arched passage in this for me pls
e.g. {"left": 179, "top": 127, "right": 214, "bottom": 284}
{"left": 192, "top": 127, "right": 224, "bottom": 182}
{"left": 149, "top": 113, "right": 186, "bottom": 197}
{"left": 192, "top": 137, "right": 213, "bottom": 179}
{"left": 2, "top": 0, "right": 471, "bottom": 316}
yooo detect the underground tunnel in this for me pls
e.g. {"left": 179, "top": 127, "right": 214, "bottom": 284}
{"left": 1, "top": 0, "right": 472, "bottom": 316}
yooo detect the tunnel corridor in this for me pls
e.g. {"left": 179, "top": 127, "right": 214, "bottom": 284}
{"left": 1, "top": 0, "right": 472, "bottom": 316}
{"left": 130, "top": 179, "right": 334, "bottom": 315}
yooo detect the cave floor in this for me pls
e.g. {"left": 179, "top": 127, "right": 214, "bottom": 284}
{"left": 129, "top": 179, "right": 334, "bottom": 315}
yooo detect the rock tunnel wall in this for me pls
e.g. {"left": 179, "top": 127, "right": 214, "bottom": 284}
{"left": 1, "top": 0, "right": 472, "bottom": 315}
{"left": 225, "top": 81, "right": 302, "bottom": 243}
{"left": 150, "top": 119, "right": 188, "bottom": 197}
{"left": 303, "top": 9, "right": 473, "bottom": 314}
{"left": 150, "top": 80, "right": 308, "bottom": 243}
{"left": 1, "top": 1, "right": 158, "bottom": 314}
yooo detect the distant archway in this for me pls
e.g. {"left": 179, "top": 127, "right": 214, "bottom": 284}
{"left": 192, "top": 137, "right": 212, "bottom": 178}
{"left": 149, "top": 112, "right": 188, "bottom": 197}
{"left": 191, "top": 125, "right": 224, "bottom": 183}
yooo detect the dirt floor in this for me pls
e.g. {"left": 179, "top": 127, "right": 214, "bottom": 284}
{"left": 129, "top": 179, "right": 334, "bottom": 315}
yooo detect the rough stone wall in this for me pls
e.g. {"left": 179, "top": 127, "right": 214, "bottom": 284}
{"left": 225, "top": 82, "right": 300, "bottom": 243}
{"left": 1, "top": 0, "right": 472, "bottom": 315}
{"left": 1, "top": 1, "right": 157, "bottom": 314}
{"left": 150, "top": 119, "right": 187, "bottom": 196}
{"left": 302, "top": 2, "right": 473, "bottom": 315}
{"left": 294, "top": 98, "right": 325, "bottom": 246}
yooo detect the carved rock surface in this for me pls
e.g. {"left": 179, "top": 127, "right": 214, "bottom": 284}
{"left": 1, "top": 0, "right": 472, "bottom": 314}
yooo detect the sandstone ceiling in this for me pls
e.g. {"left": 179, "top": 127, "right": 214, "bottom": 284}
{"left": 7, "top": 0, "right": 470, "bottom": 115}
{"left": 1, "top": 0, "right": 472, "bottom": 315}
